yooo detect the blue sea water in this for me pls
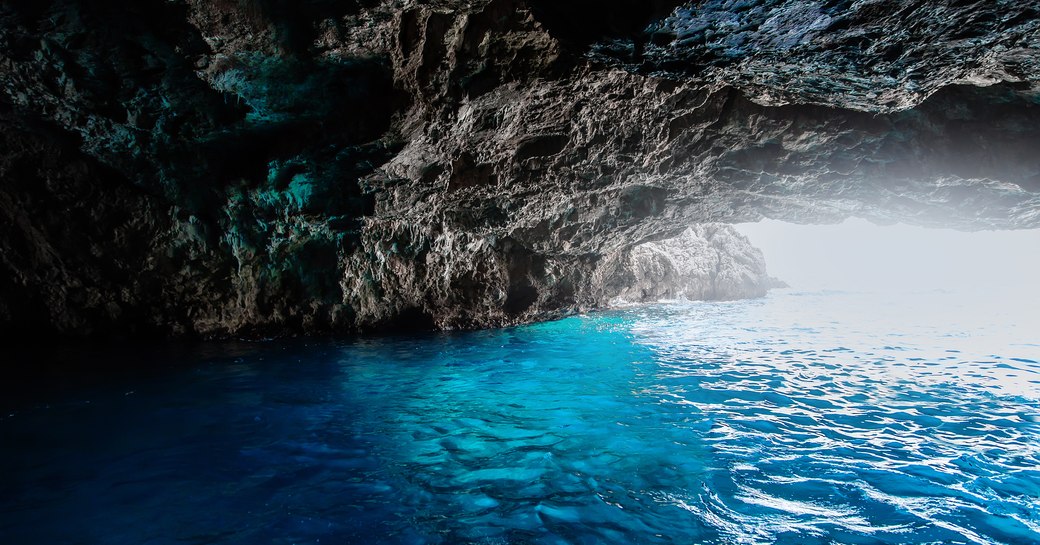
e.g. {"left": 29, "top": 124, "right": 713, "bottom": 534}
{"left": 2, "top": 290, "right": 1039, "bottom": 545}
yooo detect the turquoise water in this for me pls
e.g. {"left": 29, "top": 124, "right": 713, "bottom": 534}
{"left": 2, "top": 290, "right": 1039, "bottom": 544}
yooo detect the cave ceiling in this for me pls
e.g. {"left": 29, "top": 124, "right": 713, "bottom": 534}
{"left": 0, "top": 0, "right": 1037, "bottom": 337}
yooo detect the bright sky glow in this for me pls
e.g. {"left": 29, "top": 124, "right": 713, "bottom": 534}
{"left": 734, "top": 218, "right": 1040, "bottom": 294}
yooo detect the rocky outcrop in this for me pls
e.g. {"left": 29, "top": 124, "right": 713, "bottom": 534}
{"left": 610, "top": 225, "right": 784, "bottom": 304}
{"left": 0, "top": 0, "right": 1037, "bottom": 338}
{"left": 589, "top": 0, "right": 1040, "bottom": 112}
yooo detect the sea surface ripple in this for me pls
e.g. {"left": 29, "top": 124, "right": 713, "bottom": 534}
{"left": 2, "top": 290, "right": 1038, "bottom": 544}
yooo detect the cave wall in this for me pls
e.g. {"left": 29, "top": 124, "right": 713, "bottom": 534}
{"left": 0, "top": 0, "right": 1037, "bottom": 338}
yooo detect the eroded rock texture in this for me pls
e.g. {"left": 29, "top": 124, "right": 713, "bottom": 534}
{"left": 0, "top": 0, "right": 1038, "bottom": 338}
{"left": 612, "top": 225, "right": 784, "bottom": 304}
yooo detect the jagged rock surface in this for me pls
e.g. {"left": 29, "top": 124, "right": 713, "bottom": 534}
{"left": 591, "top": 0, "right": 1040, "bottom": 112}
{"left": 0, "top": 0, "right": 1037, "bottom": 338}
{"left": 612, "top": 225, "right": 783, "bottom": 304}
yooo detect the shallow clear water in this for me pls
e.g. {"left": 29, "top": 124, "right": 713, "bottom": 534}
{"left": 2, "top": 290, "right": 1039, "bottom": 545}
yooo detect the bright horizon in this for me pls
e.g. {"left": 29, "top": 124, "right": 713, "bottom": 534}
{"left": 734, "top": 218, "right": 1040, "bottom": 294}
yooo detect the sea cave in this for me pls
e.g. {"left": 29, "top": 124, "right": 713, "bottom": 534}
{"left": 1, "top": 1, "right": 1039, "bottom": 544}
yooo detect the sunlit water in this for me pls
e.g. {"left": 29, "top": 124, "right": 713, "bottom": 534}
{"left": 2, "top": 290, "right": 1039, "bottom": 545}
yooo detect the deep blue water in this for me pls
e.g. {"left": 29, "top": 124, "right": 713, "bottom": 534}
{"left": 2, "top": 290, "right": 1039, "bottom": 544}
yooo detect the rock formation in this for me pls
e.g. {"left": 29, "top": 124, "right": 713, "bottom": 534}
{"left": 611, "top": 225, "right": 784, "bottom": 304}
{"left": 0, "top": 0, "right": 1037, "bottom": 338}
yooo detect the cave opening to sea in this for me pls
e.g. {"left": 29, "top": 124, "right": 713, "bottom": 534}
{"left": 3, "top": 0, "right": 1040, "bottom": 543}
{"left": 3, "top": 221, "right": 1038, "bottom": 545}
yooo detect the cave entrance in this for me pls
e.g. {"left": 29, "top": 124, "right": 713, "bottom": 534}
{"left": 731, "top": 217, "right": 1040, "bottom": 360}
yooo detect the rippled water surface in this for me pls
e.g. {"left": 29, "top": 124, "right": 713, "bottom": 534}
{"left": 2, "top": 290, "right": 1039, "bottom": 544}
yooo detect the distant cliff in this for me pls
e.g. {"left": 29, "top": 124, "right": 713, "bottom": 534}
{"left": 609, "top": 225, "right": 785, "bottom": 304}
